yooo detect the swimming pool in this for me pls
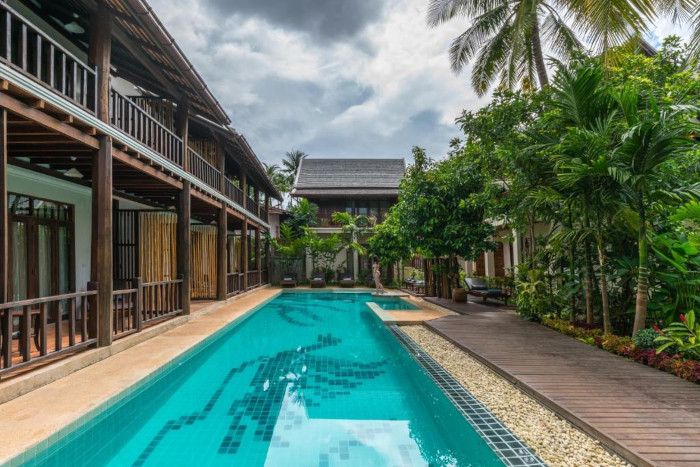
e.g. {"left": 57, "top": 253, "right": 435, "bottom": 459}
{"left": 21, "top": 292, "right": 508, "bottom": 466}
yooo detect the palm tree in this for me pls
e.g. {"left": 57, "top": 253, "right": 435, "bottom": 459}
{"left": 263, "top": 162, "right": 290, "bottom": 197}
{"left": 427, "top": 0, "right": 582, "bottom": 95}
{"left": 611, "top": 88, "right": 700, "bottom": 334}
{"left": 282, "top": 150, "right": 307, "bottom": 184}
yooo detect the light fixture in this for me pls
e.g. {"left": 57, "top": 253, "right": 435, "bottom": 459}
{"left": 70, "top": 156, "right": 77, "bottom": 161}
{"left": 64, "top": 168, "right": 83, "bottom": 179}
{"left": 64, "top": 21, "right": 84, "bottom": 34}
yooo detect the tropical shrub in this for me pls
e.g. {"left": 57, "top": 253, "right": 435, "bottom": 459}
{"left": 633, "top": 328, "right": 661, "bottom": 351}
{"left": 542, "top": 318, "right": 603, "bottom": 340}
{"left": 655, "top": 311, "right": 700, "bottom": 359}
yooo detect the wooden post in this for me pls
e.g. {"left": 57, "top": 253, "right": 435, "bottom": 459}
{"left": 0, "top": 108, "right": 9, "bottom": 367}
{"left": 240, "top": 169, "right": 247, "bottom": 205}
{"left": 256, "top": 227, "right": 262, "bottom": 285}
{"left": 0, "top": 108, "right": 7, "bottom": 304}
{"left": 91, "top": 136, "right": 113, "bottom": 347}
{"left": 216, "top": 138, "right": 226, "bottom": 193}
{"left": 88, "top": 1, "right": 112, "bottom": 123}
{"left": 217, "top": 203, "right": 227, "bottom": 300}
{"left": 177, "top": 181, "right": 191, "bottom": 314}
{"left": 176, "top": 101, "right": 189, "bottom": 171}
{"left": 134, "top": 277, "right": 143, "bottom": 332}
{"left": 242, "top": 220, "right": 248, "bottom": 290}
{"left": 254, "top": 186, "right": 261, "bottom": 217}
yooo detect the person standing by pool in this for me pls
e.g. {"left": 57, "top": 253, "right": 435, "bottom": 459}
{"left": 373, "top": 257, "right": 386, "bottom": 294}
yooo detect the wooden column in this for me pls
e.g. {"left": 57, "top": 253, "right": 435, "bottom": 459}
{"left": 242, "top": 220, "right": 248, "bottom": 290}
{"left": 254, "top": 186, "right": 261, "bottom": 217}
{"left": 217, "top": 203, "right": 227, "bottom": 300}
{"left": 88, "top": 1, "right": 112, "bottom": 123}
{"left": 91, "top": 136, "right": 113, "bottom": 347}
{"left": 216, "top": 138, "right": 226, "bottom": 193}
{"left": 177, "top": 180, "right": 191, "bottom": 314}
{"left": 256, "top": 227, "right": 262, "bottom": 285}
{"left": 240, "top": 169, "right": 247, "bottom": 204}
{"left": 0, "top": 109, "right": 7, "bottom": 304}
{"left": 176, "top": 102, "right": 189, "bottom": 171}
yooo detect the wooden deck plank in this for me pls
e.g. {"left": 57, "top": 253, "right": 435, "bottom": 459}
{"left": 424, "top": 300, "right": 700, "bottom": 467}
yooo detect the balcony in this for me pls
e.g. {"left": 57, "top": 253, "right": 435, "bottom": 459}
{"left": 0, "top": 3, "right": 97, "bottom": 113}
{"left": 0, "top": 3, "right": 270, "bottom": 225}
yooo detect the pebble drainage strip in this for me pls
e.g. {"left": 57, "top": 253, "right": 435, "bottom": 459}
{"left": 389, "top": 325, "right": 547, "bottom": 467}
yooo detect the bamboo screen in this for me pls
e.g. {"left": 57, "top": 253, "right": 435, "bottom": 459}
{"left": 191, "top": 225, "right": 218, "bottom": 299}
{"left": 139, "top": 212, "right": 178, "bottom": 282}
{"left": 227, "top": 234, "right": 241, "bottom": 273}
{"left": 188, "top": 139, "right": 217, "bottom": 166}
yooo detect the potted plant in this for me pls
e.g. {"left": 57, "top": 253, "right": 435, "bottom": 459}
{"left": 452, "top": 269, "right": 468, "bottom": 302}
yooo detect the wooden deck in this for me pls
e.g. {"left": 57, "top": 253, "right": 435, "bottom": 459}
{"left": 425, "top": 306, "right": 700, "bottom": 467}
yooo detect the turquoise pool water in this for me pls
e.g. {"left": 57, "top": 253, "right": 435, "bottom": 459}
{"left": 370, "top": 296, "right": 420, "bottom": 310}
{"left": 22, "top": 292, "right": 502, "bottom": 466}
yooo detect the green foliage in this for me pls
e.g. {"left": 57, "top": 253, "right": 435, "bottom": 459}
{"left": 656, "top": 311, "right": 700, "bottom": 359}
{"left": 368, "top": 213, "right": 412, "bottom": 266}
{"left": 285, "top": 199, "right": 318, "bottom": 236}
{"left": 515, "top": 267, "right": 555, "bottom": 321}
{"left": 269, "top": 224, "right": 306, "bottom": 275}
{"left": 633, "top": 328, "right": 662, "bottom": 351}
{"left": 305, "top": 232, "right": 345, "bottom": 280}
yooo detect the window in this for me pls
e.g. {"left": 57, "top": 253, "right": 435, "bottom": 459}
{"left": 8, "top": 193, "right": 74, "bottom": 301}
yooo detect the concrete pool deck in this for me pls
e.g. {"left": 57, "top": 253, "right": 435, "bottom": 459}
{"left": 0, "top": 287, "right": 447, "bottom": 465}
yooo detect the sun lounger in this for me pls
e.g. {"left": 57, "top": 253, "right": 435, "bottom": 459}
{"left": 464, "top": 277, "right": 510, "bottom": 305}
{"left": 310, "top": 273, "right": 326, "bottom": 288}
{"left": 340, "top": 274, "right": 355, "bottom": 288}
{"left": 280, "top": 274, "right": 297, "bottom": 288}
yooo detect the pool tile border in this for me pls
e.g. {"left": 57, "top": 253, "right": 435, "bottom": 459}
{"left": 389, "top": 325, "right": 547, "bottom": 467}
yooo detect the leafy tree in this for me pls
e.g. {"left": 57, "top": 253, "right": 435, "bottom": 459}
{"left": 368, "top": 212, "right": 413, "bottom": 267}
{"left": 305, "top": 232, "right": 346, "bottom": 279}
{"left": 427, "top": 0, "right": 581, "bottom": 95}
{"left": 269, "top": 224, "right": 307, "bottom": 275}
{"left": 330, "top": 211, "right": 373, "bottom": 256}
{"left": 263, "top": 162, "right": 291, "bottom": 197}
{"left": 285, "top": 199, "right": 318, "bottom": 236}
{"left": 282, "top": 149, "right": 307, "bottom": 185}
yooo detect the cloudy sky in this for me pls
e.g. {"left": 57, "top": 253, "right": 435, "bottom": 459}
{"left": 148, "top": 0, "right": 692, "bottom": 167}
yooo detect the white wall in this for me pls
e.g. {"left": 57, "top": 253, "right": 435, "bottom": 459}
{"left": 8, "top": 166, "right": 154, "bottom": 292}
{"left": 9, "top": 166, "right": 93, "bottom": 291}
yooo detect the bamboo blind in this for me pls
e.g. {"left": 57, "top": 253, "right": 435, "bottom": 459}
{"left": 131, "top": 97, "right": 175, "bottom": 131}
{"left": 188, "top": 139, "right": 217, "bottom": 166}
{"left": 191, "top": 225, "right": 218, "bottom": 299}
{"left": 139, "top": 212, "right": 178, "bottom": 282}
{"left": 227, "top": 235, "right": 241, "bottom": 273}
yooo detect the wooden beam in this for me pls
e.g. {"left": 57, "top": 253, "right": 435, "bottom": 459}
{"left": 112, "top": 148, "right": 182, "bottom": 190}
{"left": 255, "top": 226, "right": 262, "bottom": 285}
{"left": 177, "top": 180, "right": 191, "bottom": 315}
{"left": 0, "top": 93, "right": 99, "bottom": 149}
{"left": 217, "top": 202, "right": 227, "bottom": 301}
{"left": 175, "top": 101, "right": 189, "bottom": 171}
{"left": 91, "top": 135, "right": 113, "bottom": 347}
{"left": 88, "top": 1, "right": 112, "bottom": 123}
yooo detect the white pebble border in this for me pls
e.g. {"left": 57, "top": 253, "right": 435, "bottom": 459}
{"left": 401, "top": 325, "right": 630, "bottom": 467}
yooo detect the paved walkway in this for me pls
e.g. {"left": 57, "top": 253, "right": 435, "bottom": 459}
{"left": 425, "top": 305, "right": 700, "bottom": 467}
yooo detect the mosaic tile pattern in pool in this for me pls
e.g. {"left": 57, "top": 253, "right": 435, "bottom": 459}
{"left": 389, "top": 325, "right": 547, "bottom": 467}
{"left": 20, "top": 292, "right": 506, "bottom": 466}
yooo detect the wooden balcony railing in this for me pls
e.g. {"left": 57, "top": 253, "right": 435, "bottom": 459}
{"left": 226, "top": 272, "right": 244, "bottom": 298}
{"left": 0, "top": 3, "right": 97, "bottom": 112}
{"left": 247, "top": 270, "right": 260, "bottom": 289}
{"left": 142, "top": 278, "right": 183, "bottom": 324}
{"left": 246, "top": 196, "right": 258, "bottom": 214}
{"left": 110, "top": 88, "right": 183, "bottom": 166}
{"left": 259, "top": 207, "right": 268, "bottom": 223}
{"left": 0, "top": 290, "right": 98, "bottom": 375}
{"left": 112, "top": 287, "right": 140, "bottom": 340}
{"left": 224, "top": 178, "right": 244, "bottom": 205}
{"left": 188, "top": 148, "right": 221, "bottom": 191}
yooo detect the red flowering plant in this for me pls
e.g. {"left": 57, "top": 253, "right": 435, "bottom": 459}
{"left": 655, "top": 311, "right": 700, "bottom": 360}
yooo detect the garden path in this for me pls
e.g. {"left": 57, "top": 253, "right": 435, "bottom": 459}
{"left": 426, "top": 306, "right": 700, "bottom": 467}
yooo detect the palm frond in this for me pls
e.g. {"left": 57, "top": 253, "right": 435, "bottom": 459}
{"left": 448, "top": 4, "right": 511, "bottom": 73}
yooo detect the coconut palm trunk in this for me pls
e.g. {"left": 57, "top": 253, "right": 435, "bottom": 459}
{"left": 633, "top": 201, "right": 649, "bottom": 334}
{"left": 531, "top": 18, "right": 549, "bottom": 87}
{"left": 597, "top": 238, "right": 611, "bottom": 334}
{"left": 584, "top": 240, "right": 595, "bottom": 325}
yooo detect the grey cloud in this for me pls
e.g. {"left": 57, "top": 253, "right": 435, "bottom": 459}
{"left": 206, "top": 0, "right": 386, "bottom": 40}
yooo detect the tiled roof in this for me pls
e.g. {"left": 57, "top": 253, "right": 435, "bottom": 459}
{"left": 291, "top": 158, "right": 404, "bottom": 197}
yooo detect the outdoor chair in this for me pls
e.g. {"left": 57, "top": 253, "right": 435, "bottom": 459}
{"left": 280, "top": 274, "right": 297, "bottom": 288}
{"left": 464, "top": 277, "right": 510, "bottom": 305}
{"left": 339, "top": 274, "right": 355, "bottom": 288}
{"left": 310, "top": 273, "right": 326, "bottom": 288}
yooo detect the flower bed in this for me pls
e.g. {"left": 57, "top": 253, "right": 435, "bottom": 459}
{"left": 541, "top": 318, "right": 700, "bottom": 384}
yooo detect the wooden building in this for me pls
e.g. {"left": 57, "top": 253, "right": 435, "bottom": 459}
{"left": 0, "top": 0, "right": 280, "bottom": 376}
{"left": 290, "top": 158, "right": 405, "bottom": 280}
